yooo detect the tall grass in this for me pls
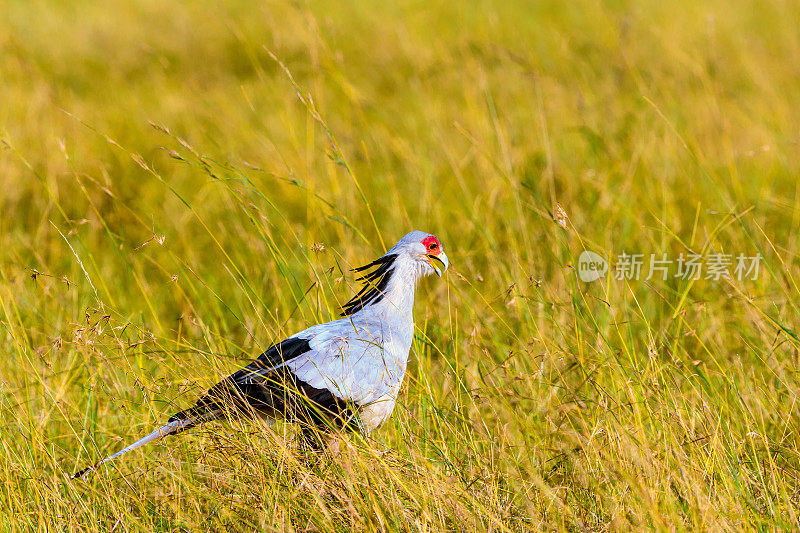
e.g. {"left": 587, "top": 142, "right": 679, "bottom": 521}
{"left": 1, "top": 0, "right": 800, "bottom": 529}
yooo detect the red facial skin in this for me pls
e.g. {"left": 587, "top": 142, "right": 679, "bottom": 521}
{"left": 421, "top": 235, "right": 442, "bottom": 255}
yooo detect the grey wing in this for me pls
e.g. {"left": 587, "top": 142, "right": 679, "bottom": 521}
{"left": 284, "top": 319, "right": 405, "bottom": 407}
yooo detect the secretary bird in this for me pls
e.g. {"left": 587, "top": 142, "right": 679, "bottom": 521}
{"left": 72, "top": 230, "right": 448, "bottom": 479}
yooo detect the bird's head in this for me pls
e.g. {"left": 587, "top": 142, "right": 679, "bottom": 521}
{"left": 388, "top": 230, "right": 449, "bottom": 278}
{"left": 341, "top": 230, "right": 448, "bottom": 316}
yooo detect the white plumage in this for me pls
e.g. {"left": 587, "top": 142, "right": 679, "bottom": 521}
{"left": 73, "top": 230, "right": 448, "bottom": 478}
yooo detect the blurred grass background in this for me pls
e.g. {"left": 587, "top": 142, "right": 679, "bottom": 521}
{"left": 2, "top": 0, "right": 800, "bottom": 529}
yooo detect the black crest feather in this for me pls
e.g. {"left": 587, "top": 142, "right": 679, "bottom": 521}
{"left": 341, "top": 254, "right": 397, "bottom": 316}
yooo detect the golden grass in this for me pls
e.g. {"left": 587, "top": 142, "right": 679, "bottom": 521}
{"left": 2, "top": 0, "right": 800, "bottom": 529}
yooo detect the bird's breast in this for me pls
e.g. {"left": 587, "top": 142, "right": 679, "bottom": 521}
{"left": 357, "top": 393, "right": 398, "bottom": 433}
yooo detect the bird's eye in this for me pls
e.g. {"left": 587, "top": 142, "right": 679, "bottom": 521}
{"left": 429, "top": 242, "right": 438, "bottom": 250}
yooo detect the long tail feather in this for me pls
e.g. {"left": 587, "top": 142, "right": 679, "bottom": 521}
{"left": 71, "top": 414, "right": 206, "bottom": 479}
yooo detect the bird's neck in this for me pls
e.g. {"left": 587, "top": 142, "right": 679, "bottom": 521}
{"left": 379, "top": 262, "right": 417, "bottom": 317}
{"left": 360, "top": 256, "right": 423, "bottom": 324}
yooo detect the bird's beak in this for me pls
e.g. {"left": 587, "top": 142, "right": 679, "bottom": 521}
{"left": 427, "top": 251, "right": 449, "bottom": 277}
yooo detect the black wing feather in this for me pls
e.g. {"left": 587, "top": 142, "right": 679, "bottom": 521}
{"left": 168, "top": 337, "right": 352, "bottom": 430}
